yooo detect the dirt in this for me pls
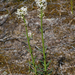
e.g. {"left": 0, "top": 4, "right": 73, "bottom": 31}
{"left": 0, "top": 0, "right": 75, "bottom": 75}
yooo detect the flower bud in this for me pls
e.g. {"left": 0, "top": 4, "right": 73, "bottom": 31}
{"left": 35, "top": 0, "right": 47, "bottom": 10}
{"left": 15, "top": 6, "right": 28, "bottom": 19}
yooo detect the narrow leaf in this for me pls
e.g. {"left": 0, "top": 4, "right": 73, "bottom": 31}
{"left": 34, "top": 56, "right": 37, "bottom": 62}
{"left": 29, "top": 61, "right": 33, "bottom": 65}
{"left": 26, "top": 48, "right": 30, "bottom": 53}
{"left": 46, "top": 60, "right": 51, "bottom": 68}
{"left": 38, "top": 66, "right": 44, "bottom": 70}
{"left": 48, "top": 68, "right": 53, "bottom": 74}
{"left": 35, "top": 65, "right": 38, "bottom": 69}
{"left": 37, "top": 71, "right": 43, "bottom": 74}
{"left": 39, "top": 59, "right": 43, "bottom": 63}
{"left": 38, "top": 49, "right": 43, "bottom": 53}
{"left": 45, "top": 46, "right": 47, "bottom": 52}
{"left": 23, "top": 33, "right": 26, "bottom": 36}
{"left": 30, "top": 69, "right": 34, "bottom": 72}
{"left": 40, "top": 29, "right": 42, "bottom": 32}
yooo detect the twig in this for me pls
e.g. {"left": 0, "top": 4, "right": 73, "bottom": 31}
{"left": 4, "top": 57, "right": 12, "bottom": 75}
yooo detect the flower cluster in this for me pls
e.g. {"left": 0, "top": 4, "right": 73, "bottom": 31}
{"left": 15, "top": 6, "right": 28, "bottom": 19}
{"left": 35, "top": 0, "right": 47, "bottom": 10}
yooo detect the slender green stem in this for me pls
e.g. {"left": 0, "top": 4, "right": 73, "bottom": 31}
{"left": 70, "top": 0, "right": 73, "bottom": 14}
{"left": 29, "top": 59, "right": 31, "bottom": 73}
{"left": 40, "top": 8, "right": 47, "bottom": 73}
{"left": 23, "top": 16, "right": 37, "bottom": 75}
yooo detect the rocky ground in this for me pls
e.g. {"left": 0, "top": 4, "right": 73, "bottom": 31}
{"left": 0, "top": 0, "right": 75, "bottom": 75}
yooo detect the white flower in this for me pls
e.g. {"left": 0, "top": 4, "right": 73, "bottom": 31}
{"left": 28, "top": 31, "right": 32, "bottom": 37}
{"left": 15, "top": 6, "right": 28, "bottom": 19}
{"left": 35, "top": 0, "right": 47, "bottom": 10}
{"left": 20, "top": 7, "right": 28, "bottom": 15}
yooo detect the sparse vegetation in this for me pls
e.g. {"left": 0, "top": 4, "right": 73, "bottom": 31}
{"left": 0, "top": 0, "right": 74, "bottom": 75}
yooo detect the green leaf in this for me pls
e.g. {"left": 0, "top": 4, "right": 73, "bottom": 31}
{"left": 42, "top": 63, "right": 44, "bottom": 66}
{"left": 38, "top": 66, "right": 43, "bottom": 70}
{"left": 48, "top": 72, "right": 52, "bottom": 75}
{"left": 30, "top": 35, "right": 33, "bottom": 38}
{"left": 40, "top": 29, "right": 42, "bottom": 32}
{"left": 45, "top": 53, "right": 48, "bottom": 58}
{"left": 34, "top": 56, "right": 37, "bottom": 59}
{"left": 39, "top": 59, "right": 43, "bottom": 63}
{"left": 37, "top": 71, "right": 43, "bottom": 74}
{"left": 30, "top": 68, "right": 34, "bottom": 72}
{"left": 36, "top": 64, "right": 40, "bottom": 69}
{"left": 46, "top": 60, "right": 51, "bottom": 68}
{"left": 35, "top": 65, "right": 38, "bottom": 69}
{"left": 48, "top": 68, "right": 53, "bottom": 74}
{"left": 45, "top": 46, "right": 47, "bottom": 52}
{"left": 26, "top": 48, "right": 30, "bottom": 53}
{"left": 29, "top": 35, "right": 33, "bottom": 40}
{"left": 34, "top": 56, "right": 37, "bottom": 62}
{"left": 38, "top": 49, "right": 43, "bottom": 53}
{"left": 38, "top": 65, "right": 44, "bottom": 70}
{"left": 29, "top": 61, "right": 33, "bottom": 66}
{"left": 23, "top": 33, "right": 26, "bottom": 36}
